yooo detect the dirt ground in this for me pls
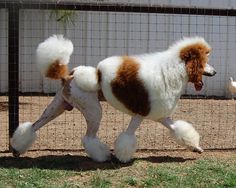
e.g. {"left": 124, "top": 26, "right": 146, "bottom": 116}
{"left": 0, "top": 96, "right": 236, "bottom": 157}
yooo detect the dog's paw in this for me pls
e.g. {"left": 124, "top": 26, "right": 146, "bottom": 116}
{"left": 10, "top": 122, "right": 37, "bottom": 156}
{"left": 82, "top": 136, "right": 110, "bottom": 162}
{"left": 171, "top": 120, "right": 203, "bottom": 153}
{"left": 114, "top": 132, "right": 137, "bottom": 163}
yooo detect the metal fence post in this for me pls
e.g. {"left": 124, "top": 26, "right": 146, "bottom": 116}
{"left": 8, "top": 2, "right": 19, "bottom": 148}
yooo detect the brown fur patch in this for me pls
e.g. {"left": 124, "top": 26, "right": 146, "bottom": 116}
{"left": 180, "top": 43, "right": 211, "bottom": 84}
{"left": 111, "top": 56, "right": 150, "bottom": 116}
{"left": 46, "top": 59, "right": 68, "bottom": 80}
{"left": 61, "top": 70, "right": 75, "bottom": 85}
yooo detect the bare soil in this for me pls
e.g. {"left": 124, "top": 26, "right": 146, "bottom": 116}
{"left": 1, "top": 96, "right": 236, "bottom": 157}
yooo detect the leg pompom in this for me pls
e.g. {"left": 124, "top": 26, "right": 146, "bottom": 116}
{"left": 114, "top": 132, "right": 137, "bottom": 163}
{"left": 10, "top": 122, "right": 37, "bottom": 156}
{"left": 170, "top": 120, "right": 203, "bottom": 153}
{"left": 82, "top": 136, "right": 110, "bottom": 162}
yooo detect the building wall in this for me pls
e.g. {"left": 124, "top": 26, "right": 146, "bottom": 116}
{"left": 1, "top": 1, "right": 236, "bottom": 96}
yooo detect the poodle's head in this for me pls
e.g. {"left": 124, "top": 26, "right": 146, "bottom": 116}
{"left": 178, "top": 37, "right": 216, "bottom": 91}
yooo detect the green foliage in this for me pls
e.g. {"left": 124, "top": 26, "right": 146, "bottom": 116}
{"left": 50, "top": 10, "right": 76, "bottom": 27}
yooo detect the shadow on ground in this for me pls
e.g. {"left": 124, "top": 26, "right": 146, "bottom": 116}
{"left": 0, "top": 154, "right": 195, "bottom": 171}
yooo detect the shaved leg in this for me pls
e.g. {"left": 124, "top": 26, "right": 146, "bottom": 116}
{"left": 81, "top": 98, "right": 110, "bottom": 162}
{"left": 10, "top": 88, "right": 72, "bottom": 157}
{"left": 126, "top": 115, "right": 143, "bottom": 135}
{"left": 33, "top": 88, "right": 72, "bottom": 131}
{"left": 64, "top": 80, "right": 110, "bottom": 162}
{"left": 160, "top": 117, "right": 175, "bottom": 130}
{"left": 115, "top": 115, "right": 143, "bottom": 163}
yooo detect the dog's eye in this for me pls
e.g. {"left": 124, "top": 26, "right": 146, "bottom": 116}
{"left": 205, "top": 48, "right": 211, "bottom": 56}
{"left": 206, "top": 51, "right": 210, "bottom": 56}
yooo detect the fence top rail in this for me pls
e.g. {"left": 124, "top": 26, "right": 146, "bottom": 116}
{"left": 1, "top": 1, "right": 236, "bottom": 16}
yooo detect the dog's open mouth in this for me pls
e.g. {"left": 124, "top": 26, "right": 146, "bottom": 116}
{"left": 194, "top": 80, "right": 203, "bottom": 91}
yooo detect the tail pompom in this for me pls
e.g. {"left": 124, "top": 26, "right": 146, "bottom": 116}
{"left": 36, "top": 35, "right": 73, "bottom": 79}
{"left": 10, "top": 122, "right": 37, "bottom": 155}
{"left": 73, "top": 66, "right": 99, "bottom": 92}
{"left": 170, "top": 120, "right": 203, "bottom": 153}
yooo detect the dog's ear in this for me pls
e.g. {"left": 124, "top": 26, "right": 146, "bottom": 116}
{"left": 180, "top": 44, "right": 209, "bottom": 83}
{"left": 180, "top": 44, "right": 205, "bottom": 63}
{"left": 185, "top": 58, "right": 204, "bottom": 83}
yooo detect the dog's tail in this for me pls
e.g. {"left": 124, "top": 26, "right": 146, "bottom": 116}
{"left": 36, "top": 34, "right": 99, "bottom": 92}
{"left": 36, "top": 35, "right": 73, "bottom": 80}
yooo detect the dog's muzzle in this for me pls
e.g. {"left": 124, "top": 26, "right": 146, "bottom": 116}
{"left": 203, "top": 64, "right": 216, "bottom": 77}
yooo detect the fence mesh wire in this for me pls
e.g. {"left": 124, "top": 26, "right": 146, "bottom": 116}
{"left": 1, "top": 0, "right": 236, "bottom": 152}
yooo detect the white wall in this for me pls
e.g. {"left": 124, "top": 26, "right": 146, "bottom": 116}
{"left": 1, "top": 1, "right": 236, "bottom": 96}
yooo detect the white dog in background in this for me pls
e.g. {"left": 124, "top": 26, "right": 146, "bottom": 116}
{"left": 10, "top": 35, "right": 216, "bottom": 163}
{"left": 228, "top": 77, "right": 236, "bottom": 99}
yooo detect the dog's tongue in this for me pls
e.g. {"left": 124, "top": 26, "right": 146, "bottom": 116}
{"left": 194, "top": 81, "right": 203, "bottom": 91}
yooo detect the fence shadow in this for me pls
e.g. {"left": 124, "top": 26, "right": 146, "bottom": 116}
{"left": 0, "top": 102, "right": 8, "bottom": 111}
{"left": 0, "top": 154, "right": 195, "bottom": 171}
{"left": 0, "top": 102, "right": 33, "bottom": 111}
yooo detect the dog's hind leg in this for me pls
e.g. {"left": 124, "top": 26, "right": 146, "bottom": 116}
{"left": 64, "top": 80, "right": 110, "bottom": 162}
{"left": 10, "top": 88, "right": 72, "bottom": 157}
{"left": 81, "top": 103, "right": 111, "bottom": 162}
{"left": 161, "top": 117, "right": 203, "bottom": 153}
{"left": 114, "top": 115, "right": 143, "bottom": 163}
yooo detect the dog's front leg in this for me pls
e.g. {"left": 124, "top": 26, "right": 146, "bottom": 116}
{"left": 114, "top": 115, "right": 143, "bottom": 163}
{"left": 10, "top": 88, "right": 72, "bottom": 157}
{"left": 160, "top": 117, "right": 203, "bottom": 153}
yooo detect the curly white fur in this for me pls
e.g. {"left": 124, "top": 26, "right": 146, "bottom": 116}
{"left": 10, "top": 122, "right": 37, "bottom": 154}
{"left": 114, "top": 132, "right": 137, "bottom": 163}
{"left": 36, "top": 35, "right": 73, "bottom": 76}
{"left": 73, "top": 66, "right": 99, "bottom": 91}
{"left": 82, "top": 136, "right": 110, "bottom": 162}
{"left": 170, "top": 120, "right": 203, "bottom": 152}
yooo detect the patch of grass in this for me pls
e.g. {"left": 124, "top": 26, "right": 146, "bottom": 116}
{"left": 141, "top": 159, "right": 236, "bottom": 187}
{"left": 89, "top": 171, "right": 111, "bottom": 188}
{"left": 0, "top": 167, "right": 74, "bottom": 188}
{"left": 125, "top": 176, "right": 138, "bottom": 186}
{"left": 0, "top": 156, "right": 235, "bottom": 188}
{"left": 143, "top": 167, "right": 179, "bottom": 187}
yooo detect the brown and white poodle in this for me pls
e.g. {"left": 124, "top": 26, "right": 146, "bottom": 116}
{"left": 10, "top": 35, "right": 216, "bottom": 162}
